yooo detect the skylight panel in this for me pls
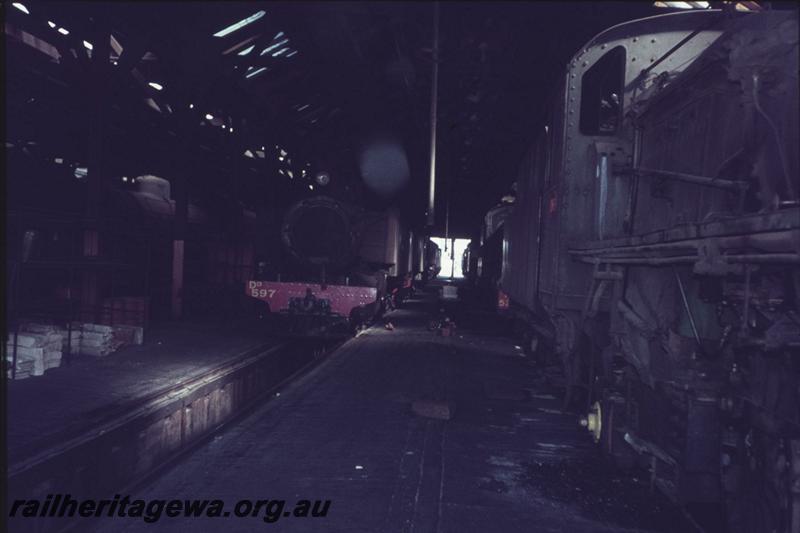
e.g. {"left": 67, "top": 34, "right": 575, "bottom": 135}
{"left": 237, "top": 45, "right": 255, "bottom": 56}
{"left": 245, "top": 66, "right": 268, "bottom": 79}
{"left": 260, "top": 38, "right": 289, "bottom": 55}
{"left": 83, "top": 40, "right": 93, "bottom": 50}
{"left": 47, "top": 21, "right": 56, "bottom": 28}
{"left": 272, "top": 47, "right": 290, "bottom": 58}
{"left": 12, "top": 3, "right": 30, "bottom": 14}
{"left": 6, "top": 24, "right": 62, "bottom": 61}
{"left": 222, "top": 34, "right": 261, "bottom": 55}
{"left": 286, "top": 50, "right": 298, "bottom": 58}
{"left": 653, "top": 1, "right": 711, "bottom": 7}
{"left": 148, "top": 82, "right": 163, "bottom": 90}
{"left": 274, "top": 32, "right": 284, "bottom": 40}
{"left": 57, "top": 27, "right": 69, "bottom": 35}
{"left": 213, "top": 10, "right": 266, "bottom": 38}
{"left": 110, "top": 34, "right": 124, "bottom": 55}
{"left": 297, "top": 104, "right": 310, "bottom": 112}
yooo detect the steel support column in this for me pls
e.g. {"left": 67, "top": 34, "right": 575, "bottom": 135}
{"left": 171, "top": 116, "right": 192, "bottom": 320}
{"left": 426, "top": 2, "right": 440, "bottom": 228}
{"left": 83, "top": 22, "right": 111, "bottom": 323}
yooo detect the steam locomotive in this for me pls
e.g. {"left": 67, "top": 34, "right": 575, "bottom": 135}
{"left": 462, "top": 202, "right": 512, "bottom": 309}
{"left": 498, "top": 8, "right": 799, "bottom": 532}
{"left": 246, "top": 195, "right": 438, "bottom": 335}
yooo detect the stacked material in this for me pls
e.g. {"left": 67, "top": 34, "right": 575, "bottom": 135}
{"left": 6, "top": 328, "right": 64, "bottom": 379}
{"left": 111, "top": 324, "right": 144, "bottom": 346}
{"left": 21, "top": 323, "right": 81, "bottom": 355}
{"left": 7, "top": 356, "right": 36, "bottom": 379}
{"left": 62, "top": 328, "right": 82, "bottom": 354}
{"left": 5, "top": 320, "right": 144, "bottom": 378}
{"left": 71, "top": 323, "right": 123, "bottom": 357}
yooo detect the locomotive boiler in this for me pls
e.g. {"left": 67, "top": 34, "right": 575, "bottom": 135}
{"left": 500, "top": 7, "right": 799, "bottom": 531}
{"left": 247, "top": 195, "right": 412, "bottom": 334}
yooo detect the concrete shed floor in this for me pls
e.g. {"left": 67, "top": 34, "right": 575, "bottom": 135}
{"left": 84, "top": 291, "right": 695, "bottom": 533}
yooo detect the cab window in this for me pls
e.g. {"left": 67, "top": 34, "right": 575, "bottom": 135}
{"left": 579, "top": 46, "right": 625, "bottom": 135}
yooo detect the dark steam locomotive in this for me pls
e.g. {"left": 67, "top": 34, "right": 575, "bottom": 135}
{"left": 247, "top": 195, "right": 436, "bottom": 335}
{"left": 498, "top": 8, "right": 799, "bottom": 532}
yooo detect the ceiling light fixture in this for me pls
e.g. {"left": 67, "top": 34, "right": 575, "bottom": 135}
{"left": 148, "top": 82, "right": 163, "bottom": 91}
{"left": 12, "top": 2, "right": 30, "bottom": 14}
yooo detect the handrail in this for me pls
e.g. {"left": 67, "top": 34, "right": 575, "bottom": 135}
{"left": 626, "top": 166, "right": 749, "bottom": 190}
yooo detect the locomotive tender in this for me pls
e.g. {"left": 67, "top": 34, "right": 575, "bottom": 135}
{"left": 501, "top": 7, "right": 799, "bottom": 531}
